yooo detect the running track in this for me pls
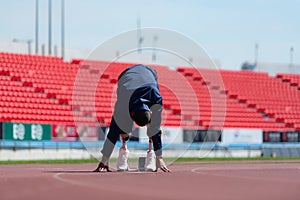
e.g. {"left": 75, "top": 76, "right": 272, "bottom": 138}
{"left": 1, "top": 161, "right": 300, "bottom": 200}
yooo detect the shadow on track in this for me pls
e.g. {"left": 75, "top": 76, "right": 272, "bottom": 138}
{"left": 43, "top": 169, "right": 142, "bottom": 173}
{"left": 43, "top": 170, "right": 96, "bottom": 173}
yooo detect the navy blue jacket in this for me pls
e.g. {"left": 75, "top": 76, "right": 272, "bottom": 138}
{"left": 101, "top": 65, "right": 163, "bottom": 157}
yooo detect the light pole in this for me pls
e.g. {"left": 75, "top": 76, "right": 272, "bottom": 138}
{"left": 254, "top": 43, "right": 259, "bottom": 65}
{"left": 35, "top": 0, "right": 39, "bottom": 54}
{"left": 12, "top": 39, "right": 33, "bottom": 54}
{"left": 48, "top": 0, "right": 52, "bottom": 55}
{"left": 289, "top": 46, "right": 294, "bottom": 67}
{"left": 152, "top": 35, "right": 158, "bottom": 62}
{"left": 61, "top": 0, "right": 65, "bottom": 59}
{"left": 137, "top": 15, "right": 143, "bottom": 54}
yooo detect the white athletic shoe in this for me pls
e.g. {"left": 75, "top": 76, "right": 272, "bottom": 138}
{"left": 116, "top": 148, "right": 129, "bottom": 171}
{"left": 145, "top": 150, "right": 156, "bottom": 172}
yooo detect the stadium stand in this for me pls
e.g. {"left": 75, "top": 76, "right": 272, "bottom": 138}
{"left": 0, "top": 52, "right": 299, "bottom": 132}
{"left": 177, "top": 67, "right": 299, "bottom": 131}
{"left": 0, "top": 52, "right": 75, "bottom": 125}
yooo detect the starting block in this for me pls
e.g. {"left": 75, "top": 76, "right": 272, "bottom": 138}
{"left": 138, "top": 157, "right": 146, "bottom": 171}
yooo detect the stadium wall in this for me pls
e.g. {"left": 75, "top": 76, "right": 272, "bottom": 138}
{"left": 1, "top": 122, "right": 300, "bottom": 160}
{"left": 0, "top": 145, "right": 262, "bottom": 161}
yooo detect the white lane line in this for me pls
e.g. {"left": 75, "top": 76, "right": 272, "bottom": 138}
{"left": 53, "top": 173, "right": 89, "bottom": 186}
{"left": 190, "top": 166, "right": 300, "bottom": 182}
{"left": 52, "top": 172, "right": 160, "bottom": 198}
{"left": 191, "top": 167, "right": 266, "bottom": 181}
{"left": 191, "top": 165, "right": 300, "bottom": 171}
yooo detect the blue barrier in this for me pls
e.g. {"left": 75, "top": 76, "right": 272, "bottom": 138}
{"left": 226, "top": 143, "right": 262, "bottom": 149}
{"left": 1, "top": 140, "right": 300, "bottom": 150}
{"left": 262, "top": 143, "right": 300, "bottom": 148}
{"left": 0, "top": 140, "right": 263, "bottom": 150}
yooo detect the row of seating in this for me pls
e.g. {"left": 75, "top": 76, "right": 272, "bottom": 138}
{"left": 177, "top": 67, "right": 300, "bottom": 130}
{"left": 0, "top": 52, "right": 299, "bottom": 131}
{"left": 277, "top": 73, "right": 300, "bottom": 88}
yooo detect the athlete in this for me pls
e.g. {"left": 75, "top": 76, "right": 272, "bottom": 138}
{"left": 93, "top": 64, "right": 170, "bottom": 172}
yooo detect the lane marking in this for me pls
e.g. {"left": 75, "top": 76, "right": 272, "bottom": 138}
{"left": 191, "top": 165, "right": 300, "bottom": 182}
{"left": 52, "top": 172, "right": 165, "bottom": 198}
{"left": 53, "top": 173, "right": 90, "bottom": 186}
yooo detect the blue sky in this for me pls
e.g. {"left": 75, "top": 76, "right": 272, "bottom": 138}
{"left": 0, "top": 0, "right": 299, "bottom": 69}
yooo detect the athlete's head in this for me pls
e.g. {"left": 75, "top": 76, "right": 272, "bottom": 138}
{"left": 131, "top": 110, "right": 151, "bottom": 126}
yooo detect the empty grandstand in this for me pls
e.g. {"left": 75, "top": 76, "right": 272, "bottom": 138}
{"left": 0, "top": 51, "right": 300, "bottom": 159}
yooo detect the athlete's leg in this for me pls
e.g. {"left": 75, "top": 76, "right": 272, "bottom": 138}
{"left": 145, "top": 137, "right": 156, "bottom": 171}
{"left": 120, "top": 133, "right": 130, "bottom": 149}
{"left": 117, "top": 133, "right": 130, "bottom": 171}
{"left": 148, "top": 137, "right": 153, "bottom": 151}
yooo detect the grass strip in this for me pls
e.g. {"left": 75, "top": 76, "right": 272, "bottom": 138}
{"left": 1, "top": 156, "right": 300, "bottom": 165}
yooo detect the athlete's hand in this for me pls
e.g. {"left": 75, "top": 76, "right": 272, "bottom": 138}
{"left": 93, "top": 162, "right": 111, "bottom": 172}
{"left": 93, "top": 156, "right": 111, "bottom": 172}
{"left": 156, "top": 156, "right": 171, "bottom": 172}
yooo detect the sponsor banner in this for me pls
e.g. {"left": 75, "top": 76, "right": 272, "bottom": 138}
{"left": 161, "top": 127, "right": 183, "bottom": 144}
{"left": 265, "top": 131, "right": 282, "bottom": 142}
{"left": 52, "top": 125, "right": 77, "bottom": 141}
{"left": 183, "top": 129, "right": 221, "bottom": 143}
{"left": 138, "top": 126, "right": 183, "bottom": 144}
{"left": 222, "top": 129, "right": 263, "bottom": 144}
{"left": 52, "top": 125, "right": 97, "bottom": 141}
{"left": 78, "top": 126, "right": 98, "bottom": 141}
{"left": 3, "top": 122, "right": 51, "bottom": 141}
{"left": 183, "top": 130, "right": 198, "bottom": 143}
{"left": 286, "top": 132, "right": 299, "bottom": 142}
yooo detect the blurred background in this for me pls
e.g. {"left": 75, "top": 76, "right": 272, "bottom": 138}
{"left": 0, "top": 0, "right": 300, "bottom": 161}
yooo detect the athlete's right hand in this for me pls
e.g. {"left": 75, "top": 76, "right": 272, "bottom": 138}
{"left": 156, "top": 156, "right": 171, "bottom": 172}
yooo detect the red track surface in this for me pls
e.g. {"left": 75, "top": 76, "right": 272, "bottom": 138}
{"left": 1, "top": 161, "right": 300, "bottom": 200}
